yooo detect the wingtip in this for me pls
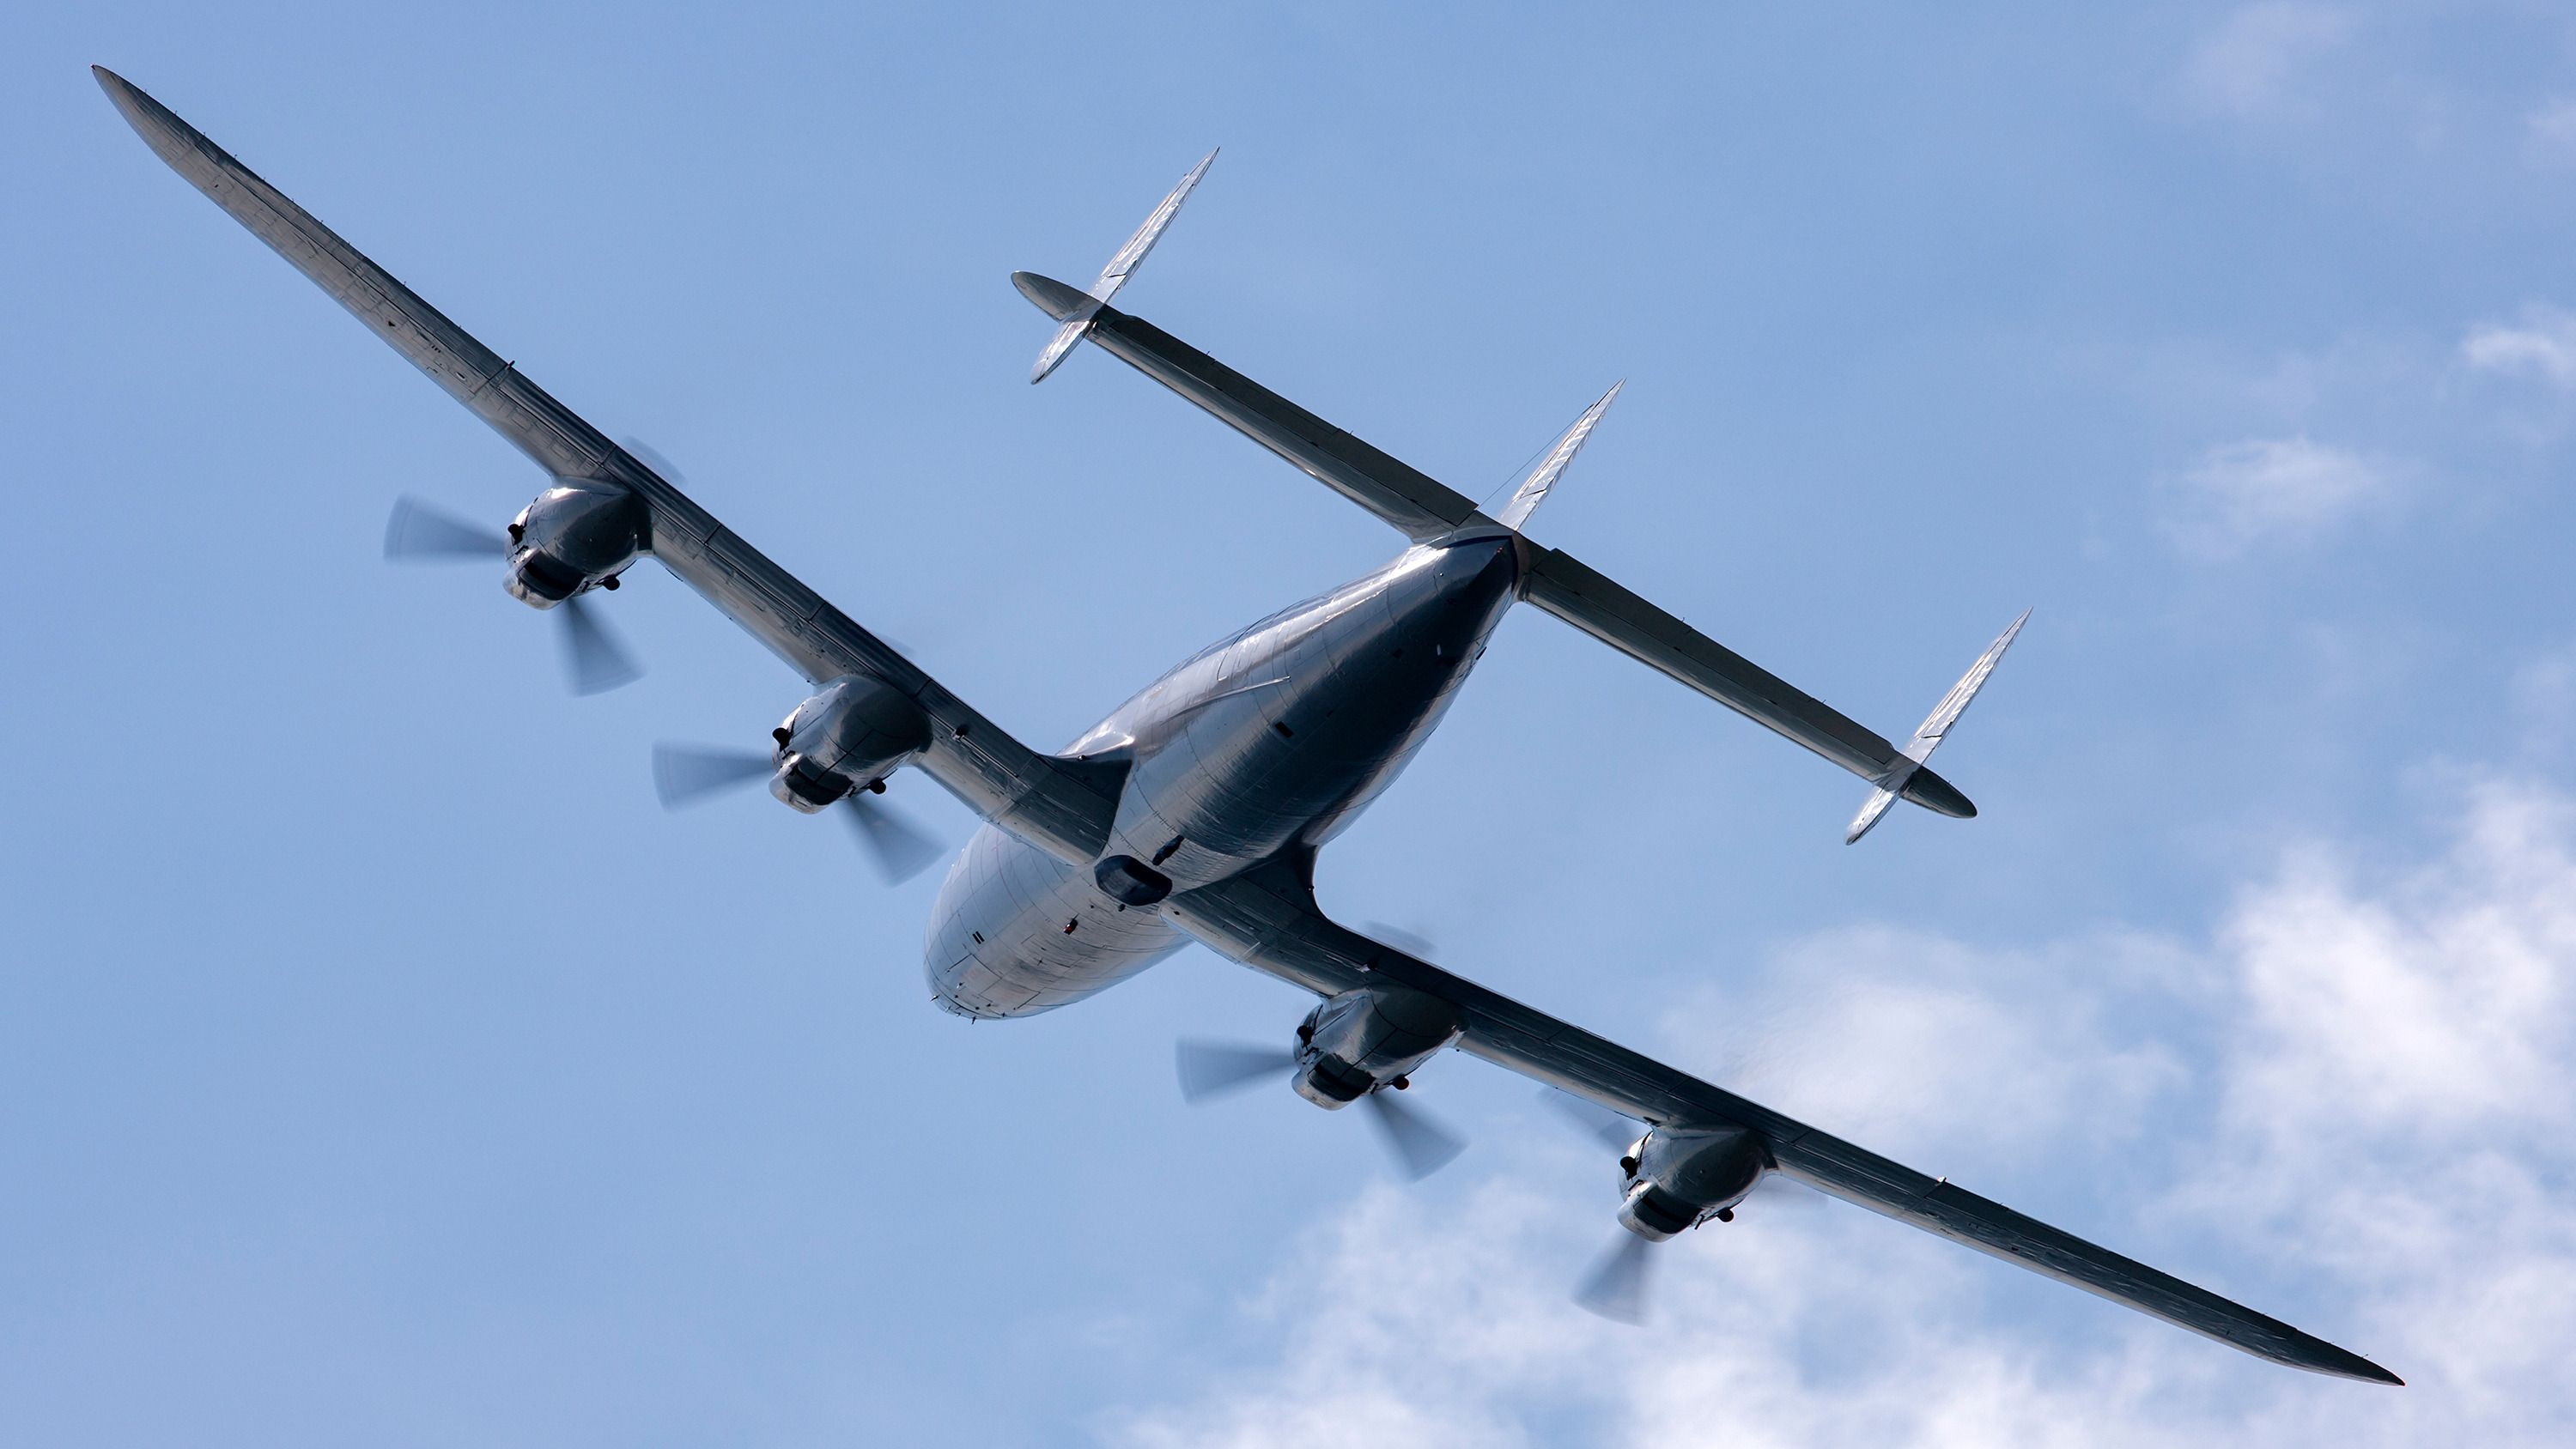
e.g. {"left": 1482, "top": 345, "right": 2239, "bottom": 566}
{"left": 91, "top": 64, "right": 141, "bottom": 106}
{"left": 2286, "top": 1334, "right": 2403, "bottom": 1385}
{"left": 90, "top": 64, "right": 167, "bottom": 139}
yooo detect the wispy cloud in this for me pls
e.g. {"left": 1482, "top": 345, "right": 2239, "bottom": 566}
{"left": 2528, "top": 99, "right": 2576, "bottom": 161}
{"left": 1108, "top": 779, "right": 2576, "bottom": 1446}
{"left": 2160, "top": 435, "right": 2399, "bottom": 556}
{"left": 2184, "top": 3, "right": 2355, "bottom": 119}
{"left": 2463, "top": 306, "right": 2576, "bottom": 389}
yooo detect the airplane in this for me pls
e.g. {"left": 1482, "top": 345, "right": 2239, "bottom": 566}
{"left": 94, "top": 66, "right": 2400, "bottom": 1386}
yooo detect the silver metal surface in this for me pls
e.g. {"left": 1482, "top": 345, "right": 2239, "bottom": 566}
{"left": 99, "top": 67, "right": 2393, "bottom": 1387}
{"left": 1494, "top": 382, "right": 1622, "bottom": 530}
{"left": 1847, "top": 608, "right": 2032, "bottom": 843}
{"left": 768, "top": 676, "right": 932, "bottom": 814}
{"left": 1029, "top": 149, "right": 1216, "bottom": 384}
{"left": 1010, "top": 276, "right": 1983, "bottom": 820}
{"left": 93, "top": 65, "right": 1125, "bottom": 867}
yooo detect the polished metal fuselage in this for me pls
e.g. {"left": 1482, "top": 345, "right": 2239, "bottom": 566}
{"left": 926, "top": 534, "right": 1521, "bottom": 1018}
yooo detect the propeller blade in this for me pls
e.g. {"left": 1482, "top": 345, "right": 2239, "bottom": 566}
{"left": 1575, "top": 1233, "right": 1654, "bottom": 1325}
{"left": 1540, "top": 1088, "right": 1639, "bottom": 1153}
{"left": 1175, "top": 1039, "right": 1297, "bottom": 1103}
{"left": 620, "top": 436, "right": 689, "bottom": 487}
{"left": 1749, "top": 1173, "right": 1829, "bottom": 1214}
{"left": 1361, "top": 1089, "right": 1467, "bottom": 1180}
{"left": 651, "top": 743, "right": 772, "bottom": 809}
{"left": 1359, "top": 920, "right": 1439, "bottom": 960}
{"left": 384, "top": 495, "right": 506, "bottom": 560}
{"left": 558, "top": 594, "right": 643, "bottom": 694}
{"left": 842, "top": 793, "right": 943, "bottom": 883}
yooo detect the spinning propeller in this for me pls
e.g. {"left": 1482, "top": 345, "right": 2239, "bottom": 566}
{"left": 383, "top": 495, "right": 643, "bottom": 694}
{"left": 1174, "top": 1037, "right": 1467, "bottom": 1180}
{"left": 649, "top": 742, "right": 943, "bottom": 884}
{"left": 1545, "top": 1089, "right": 1822, "bottom": 1326}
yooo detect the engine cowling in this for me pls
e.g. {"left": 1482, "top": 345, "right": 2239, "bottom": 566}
{"left": 768, "top": 676, "right": 933, "bottom": 813}
{"left": 1613, "top": 1125, "right": 1767, "bottom": 1241}
{"left": 1290, "top": 985, "right": 1463, "bottom": 1110}
{"left": 501, "top": 482, "right": 647, "bottom": 609}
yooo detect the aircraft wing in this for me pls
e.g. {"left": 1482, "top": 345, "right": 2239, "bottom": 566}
{"left": 1165, "top": 858, "right": 2402, "bottom": 1385}
{"left": 97, "top": 68, "right": 1123, "bottom": 864}
{"left": 1010, "top": 272, "right": 1978, "bottom": 821}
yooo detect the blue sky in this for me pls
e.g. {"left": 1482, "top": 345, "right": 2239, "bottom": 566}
{"left": 7, "top": 2, "right": 2576, "bottom": 1443}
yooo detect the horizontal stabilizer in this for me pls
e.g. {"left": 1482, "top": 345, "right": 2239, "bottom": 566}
{"left": 1520, "top": 547, "right": 1979, "bottom": 815}
{"left": 1012, "top": 277, "right": 1485, "bottom": 541}
{"left": 1030, "top": 149, "right": 1217, "bottom": 384}
{"left": 1846, "top": 609, "right": 2029, "bottom": 844}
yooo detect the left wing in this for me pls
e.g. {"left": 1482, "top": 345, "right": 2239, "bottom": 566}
{"left": 96, "top": 67, "right": 1122, "bottom": 864}
{"left": 1165, "top": 859, "right": 2400, "bottom": 1385}
{"left": 1013, "top": 271, "right": 1488, "bottom": 541}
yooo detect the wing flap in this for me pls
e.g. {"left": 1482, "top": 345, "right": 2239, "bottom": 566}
{"left": 1166, "top": 861, "right": 2399, "bottom": 1385}
{"left": 100, "top": 67, "right": 1122, "bottom": 865}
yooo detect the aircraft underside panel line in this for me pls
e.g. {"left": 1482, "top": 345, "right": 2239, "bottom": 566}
{"left": 96, "top": 67, "right": 1121, "bottom": 867}
{"left": 1165, "top": 862, "right": 2399, "bottom": 1385}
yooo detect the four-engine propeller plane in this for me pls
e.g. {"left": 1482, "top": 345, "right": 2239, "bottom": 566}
{"left": 95, "top": 66, "right": 2399, "bottom": 1385}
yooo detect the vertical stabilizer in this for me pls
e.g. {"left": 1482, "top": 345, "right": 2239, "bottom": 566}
{"left": 1846, "top": 609, "right": 2030, "bottom": 844}
{"left": 1495, "top": 381, "right": 1623, "bottom": 530}
{"left": 1030, "top": 149, "right": 1218, "bottom": 384}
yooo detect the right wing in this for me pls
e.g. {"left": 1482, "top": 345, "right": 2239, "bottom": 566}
{"left": 98, "top": 67, "right": 1123, "bottom": 865}
{"left": 1167, "top": 858, "right": 2402, "bottom": 1386}
{"left": 1010, "top": 272, "right": 1975, "bottom": 818}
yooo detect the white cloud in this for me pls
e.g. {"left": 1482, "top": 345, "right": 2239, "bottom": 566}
{"left": 1661, "top": 927, "right": 2190, "bottom": 1167}
{"left": 2184, "top": 3, "right": 2354, "bottom": 119}
{"left": 2462, "top": 306, "right": 2576, "bottom": 388}
{"left": 2528, "top": 99, "right": 2576, "bottom": 160}
{"left": 1109, "top": 779, "right": 2576, "bottom": 1446}
{"left": 2161, "top": 436, "right": 2398, "bottom": 556}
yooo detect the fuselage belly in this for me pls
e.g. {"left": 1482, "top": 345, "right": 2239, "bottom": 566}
{"left": 926, "top": 537, "right": 1519, "bottom": 1018}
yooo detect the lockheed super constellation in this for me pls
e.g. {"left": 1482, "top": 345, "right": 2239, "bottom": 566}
{"left": 96, "top": 67, "right": 2397, "bottom": 1384}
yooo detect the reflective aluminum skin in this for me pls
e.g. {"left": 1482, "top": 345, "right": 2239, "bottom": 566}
{"left": 94, "top": 66, "right": 2401, "bottom": 1386}
{"left": 927, "top": 537, "right": 1518, "bottom": 1018}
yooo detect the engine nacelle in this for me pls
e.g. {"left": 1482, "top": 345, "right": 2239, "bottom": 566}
{"left": 768, "top": 676, "right": 932, "bottom": 813}
{"left": 1613, "top": 1125, "right": 1767, "bottom": 1241}
{"left": 501, "top": 482, "right": 647, "bottom": 609}
{"left": 1290, "top": 985, "right": 1463, "bottom": 1110}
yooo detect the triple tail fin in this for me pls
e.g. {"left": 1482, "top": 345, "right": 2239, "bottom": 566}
{"left": 1846, "top": 609, "right": 2031, "bottom": 844}
{"left": 1029, "top": 149, "right": 1218, "bottom": 384}
{"left": 1495, "top": 382, "right": 1623, "bottom": 530}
